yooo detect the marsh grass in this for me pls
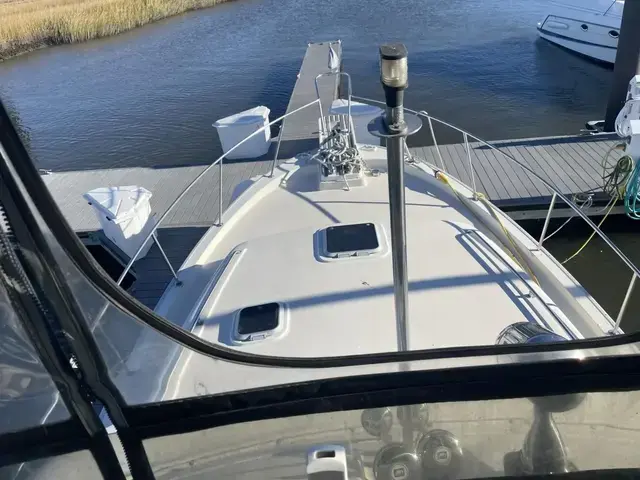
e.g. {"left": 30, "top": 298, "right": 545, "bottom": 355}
{"left": 0, "top": 0, "right": 229, "bottom": 60}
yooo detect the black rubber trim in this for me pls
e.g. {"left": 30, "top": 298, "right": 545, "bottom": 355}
{"left": 0, "top": 206, "right": 125, "bottom": 475}
{"left": 1, "top": 97, "right": 640, "bottom": 369}
{"left": 0, "top": 103, "right": 154, "bottom": 479}
{"left": 479, "top": 470, "right": 640, "bottom": 480}
{"left": 0, "top": 421, "right": 90, "bottom": 466}
{"left": 126, "top": 354, "right": 640, "bottom": 439}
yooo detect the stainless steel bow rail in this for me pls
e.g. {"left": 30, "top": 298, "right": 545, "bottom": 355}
{"left": 116, "top": 93, "right": 638, "bottom": 334}
{"left": 114, "top": 98, "right": 321, "bottom": 287}
{"left": 351, "top": 94, "right": 639, "bottom": 332}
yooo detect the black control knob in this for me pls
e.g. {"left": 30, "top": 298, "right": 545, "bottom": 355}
{"left": 361, "top": 408, "right": 393, "bottom": 438}
{"left": 503, "top": 393, "right": 585, "bottom": 476}
{"left": 397, "top": 404, "right": 429, "bottom": 432}
{"left": 373, "top": 443, "right": 421, "bottom": 480}
{"left": 416, "top": 429, "right": 463, "bottom": 480}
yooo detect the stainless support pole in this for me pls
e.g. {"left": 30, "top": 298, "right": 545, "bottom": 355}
{"left": 153, "top": 231, "right": 181, "bottom": 285}
{"left": 400, "top": 405, "right": 413, "bottom": 447}
{"left": 374, "top": 42, "right": 423, "bottom": 450}
{"left": 385, "top": 117, "right": 409, "bottom": 354}
{"left": 613, "top": 274, "right": 637, "bottom": 332}
{"left": 386, "top": 134, "right": 413, "bottom": 447}
{"left": 426, "top": 114, "right": 445, "bottom": 170}
{"left": 604, "top": 0, "right": 640, "bottom": 131}
{"left": 539, "top": 192, "right": 557, "bottom": 246}
{"left": 463, "top": 133, "right": 478, "bottom": 199}
{"left": 217, "top": 158, "right": 223, "bottom": 226}
{"left": 270, "top": 119, "right": 285, "bottom": 177}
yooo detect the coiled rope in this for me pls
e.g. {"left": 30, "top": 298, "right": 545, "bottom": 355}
{"left": 560, "top": 142, "right": 632, "bottom": 264}
{"left": 602, "top": 144, "right": 633, "bottom": 198}
{"left": 624, "top": 160, "right": 640, "bottom": 220}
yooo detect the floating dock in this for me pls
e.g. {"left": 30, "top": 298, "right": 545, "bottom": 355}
{"left": 410, "top": 134, "right": 623, "bottom": 220}
{"left": 44, "top": 41, "right": 623, "bottom": 308}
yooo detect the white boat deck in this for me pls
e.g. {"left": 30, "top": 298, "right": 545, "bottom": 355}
{"left": 181, "top": 159, "right": 560, "bottom": 355}
{"left": 39, "top": 40, "right": 628, "bottom": 316}
{"left": 107, "top": 147, "right": 613, "bottom": 406}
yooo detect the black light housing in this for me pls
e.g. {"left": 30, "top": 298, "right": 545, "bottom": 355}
{"left": 379, "top": 43, "right": 408, "bottom": 109}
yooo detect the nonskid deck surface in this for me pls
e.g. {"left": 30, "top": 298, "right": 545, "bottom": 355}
{"left": 183, "top": 156, "right": 560, "bottom": 355}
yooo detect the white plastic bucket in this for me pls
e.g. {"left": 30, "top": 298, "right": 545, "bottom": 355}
{"left": 213, "top": 106, "right": 271, "bottom": 159}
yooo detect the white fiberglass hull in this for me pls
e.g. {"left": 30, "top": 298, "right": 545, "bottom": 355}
{"left": 537, "top": 1, "right": 622, "bottom": 64}
{"left": 537, "top": 27, "right": 617, "bottom": 63}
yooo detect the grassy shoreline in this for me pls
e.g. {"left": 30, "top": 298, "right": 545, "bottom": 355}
{"left": 0, "top": 0, "right": 231, "bottom": 61}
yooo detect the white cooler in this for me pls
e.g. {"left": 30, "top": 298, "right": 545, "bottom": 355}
{"left": 83, "top": 186, "right": 155, "bottom": 260}
{"left": 329, "top": 99, "right": 383, "bottom": 145}
{"left": 213, "top": 106, "right": 271, "bottom": 159}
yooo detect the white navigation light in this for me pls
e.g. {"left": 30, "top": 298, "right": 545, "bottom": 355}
{"left": 380, "top": 44, "right": 408, "bottom": 89}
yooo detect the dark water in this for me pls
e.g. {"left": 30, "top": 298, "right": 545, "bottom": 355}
{"left": 545, "top": 232, "right": 640, "bottom": 329}
{"left": 0, "top": 0, "right": 614, "bottom": 171}
{"left": 522, "top": 219, "right": 640, "bottom": 330}
{"left": 0, "top": 0, "right": 637, "bottom": 329}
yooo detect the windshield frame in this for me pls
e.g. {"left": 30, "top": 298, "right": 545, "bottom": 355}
{"left": 0, "top": 182, "right": 125, "bottom": 476}
{"left": 127, "top": 352, "right": 640, "bottom": 439}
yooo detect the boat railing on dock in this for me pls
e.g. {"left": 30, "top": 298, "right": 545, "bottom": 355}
{"left": 117, "top": 93, "right": 638, "bottom": 334}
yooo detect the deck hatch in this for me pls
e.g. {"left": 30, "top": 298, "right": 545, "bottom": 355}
{"left": 325, "top": 223, "right": 379, "bottom": 256}
{"left": 234, "top": 302, "right": 284, "bottom": 342}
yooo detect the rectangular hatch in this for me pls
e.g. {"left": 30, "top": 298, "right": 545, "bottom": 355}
{"left": 326, "top": 223, "right": 379, "bottom": 254}
{"left": 319, "top": 223, "right": 384, "bottom": 260}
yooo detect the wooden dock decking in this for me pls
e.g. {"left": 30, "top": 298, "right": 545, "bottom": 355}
{"left": 277, "top": 40, "right": 341, "bottom": 158}
{"left": 43, "top": 41, "right": 623, "bottom": 308}
{"left": 410, "top": 133, "right": 622, "bottom": 217}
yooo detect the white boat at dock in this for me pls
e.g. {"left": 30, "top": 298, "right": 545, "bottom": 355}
{"left": 537, "top": 0, "right": 623, "bottom": 64}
